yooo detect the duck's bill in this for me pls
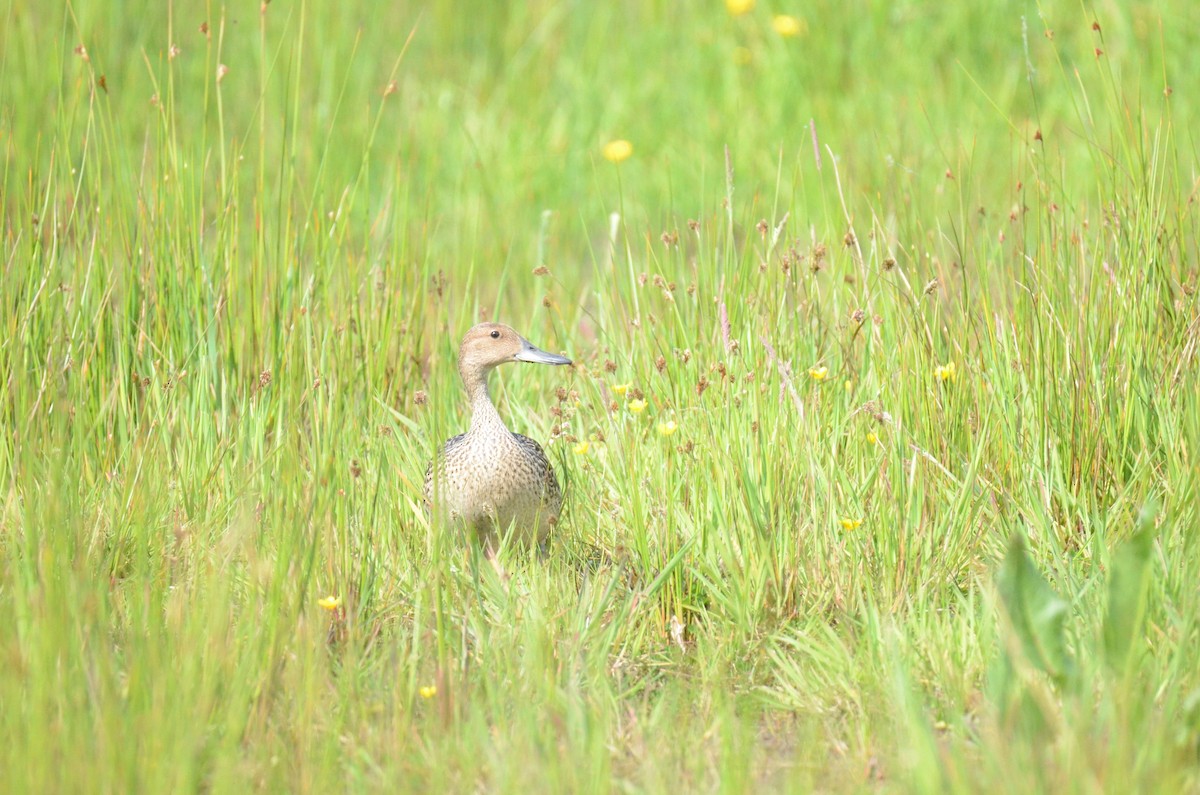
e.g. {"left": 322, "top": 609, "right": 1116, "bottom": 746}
{"left": 515, "top": 338, "right": 572, "bottom": 366}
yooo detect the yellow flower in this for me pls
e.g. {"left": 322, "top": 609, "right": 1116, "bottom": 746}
{"left": 612, "top": 382, "right": 631, "bottom": 396}
{"left": 840, "top": 518, "right": 863, "bottom": 531}
{"left": 808, "top": 366, "right": 828, "bottom": 382}
{"left": 657, "top": 420, "right": 677, "bottom": 436}
{"left": 771, "top": 14, "right": 806, "bottom": 37}
{"left": 574, "top": 440, "right": 590, "bottom": 455}
{"left": 628, "top": 399, "right": 647, "bottom": 414}
{"left": 844, "top": 379, "right": 854, "bottom": 392}
{"left": 419, "top": 685, "right": 437, "bottom": 699}
{"left": 318, "top": 595, "right": 341, "bottom": 611}
{"left": 866, "top": 431, "right": 878, "bottom": 445}
{"left": 602, "top": 139, "right": 633, "bottom": 164}
{"left": 935, "top": 362, "right": 957, "bottom": 382}
{"left": 725, "top": 0, "right": 755, "bottom": 16}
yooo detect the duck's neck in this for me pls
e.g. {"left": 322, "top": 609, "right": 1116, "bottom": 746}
{"left": 463, "top": 366, "right": 505, "bottom": 433}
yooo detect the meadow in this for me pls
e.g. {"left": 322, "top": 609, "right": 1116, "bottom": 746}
{"left": 2, "top": 0, "right": 1199, "bottom": 791}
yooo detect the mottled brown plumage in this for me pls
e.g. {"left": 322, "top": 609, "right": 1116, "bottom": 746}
{"left": 423, "top": 323, "right": 572, "bottom": 549}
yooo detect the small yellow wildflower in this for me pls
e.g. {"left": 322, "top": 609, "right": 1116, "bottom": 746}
{"left": 612, "top": 382, "right": 631, "bottom": 397}
{"left": 602, "top": 139, "right": 633, "bottom": 164}
{"left": 725, "top": 0, "right": 755, "bottom": 16}
{"left": 419, "top": 685, "right": 437, "bottom": 699}
{"left": 935, "top": 362, "right": 957, "bottom": 382}
{"left": 844, "top": 379, "right": 854, "bottom": 392}
{"left": 629, "top": 399, "right": 647, "bottom": 414}
{"left": 771, "top": 14, "right": 806, "bottom": 37}
{"left": 808, "top": 366, "right": 828, "bottom": 382}
{"left": 866, "top": 431, "right": 878, "bottom": 445}
{"left": 840, "top": 518, "right": 863, "bottom": 531}
{"left": 318, "top": 595, "right": 341, "bottom": 611}
{"left": 574, "top": 440, "right": 590, "bottom": 455}
{"left": 657, "top": 420, "right": 678, "bottom": 437}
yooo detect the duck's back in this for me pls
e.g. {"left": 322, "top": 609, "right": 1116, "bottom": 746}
{"left": 512, "top": 431, "right": 563, "bottom": 515}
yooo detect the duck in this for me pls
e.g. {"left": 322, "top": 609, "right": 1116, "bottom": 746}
{"left": 423, "top": 322, "right": 572, "bottom": 550}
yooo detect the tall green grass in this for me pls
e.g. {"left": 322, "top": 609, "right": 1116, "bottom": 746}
{"left": 2, "top": 0, "right": 1198, "bottom": 791}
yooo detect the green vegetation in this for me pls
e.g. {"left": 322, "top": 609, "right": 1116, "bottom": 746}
{"left": 2, "top": 0, "right": 1198, "bottom": 791}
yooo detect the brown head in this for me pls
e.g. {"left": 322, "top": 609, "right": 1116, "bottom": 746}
{"left": 457, "top": 323, "right": 572, "bottom": 389}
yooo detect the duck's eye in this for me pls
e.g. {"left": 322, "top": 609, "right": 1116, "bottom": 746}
{"left": 489, "top": 330, "right": 501, "bottom": 339}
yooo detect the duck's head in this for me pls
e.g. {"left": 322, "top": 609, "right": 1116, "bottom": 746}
{"left": 458, "top": 323, "right": 572, "bottom": 382}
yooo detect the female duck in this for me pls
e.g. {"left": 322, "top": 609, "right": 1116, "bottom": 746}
{"left": 423, "top": 323, "right": 572, "bottom": 549}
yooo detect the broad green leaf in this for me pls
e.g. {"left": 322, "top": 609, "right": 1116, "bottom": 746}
{"left": 1103, "top": 501, "right": 1159, "bottom": 673}
{"left": 995, "top": 532, "right": 1073, "bottom": 684}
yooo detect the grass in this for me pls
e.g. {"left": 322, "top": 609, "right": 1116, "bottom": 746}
{"left": 2, "top": 0, "right": 1199, "bottom": 791}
